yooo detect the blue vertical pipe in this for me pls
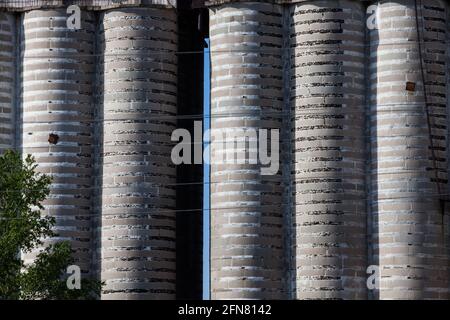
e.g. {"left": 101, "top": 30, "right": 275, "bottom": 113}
{"left": 203, "top": 38, "right": 211, "bottom": 300}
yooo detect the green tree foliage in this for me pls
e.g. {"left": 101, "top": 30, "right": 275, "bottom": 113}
{"left": 0, "top": 150, "right": 102, "bottom": 300}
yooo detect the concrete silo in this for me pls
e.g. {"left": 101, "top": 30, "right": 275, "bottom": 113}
{"left": 290, "top": 0, "right": 367, "bottom": 299}
{"left": 97, "top": 5, "right": 178, "bottom": 299}
{"left": 208, "top": 2, "right": 285, "bottom": 299}
{"left": 369, "top": 0, "right": 449, "bottom": 299}
{"left": 0, "top": 12, "right": 15, "bottom": 152}
{"left": 19, "top": 9, "right": 96, "bottom": 275}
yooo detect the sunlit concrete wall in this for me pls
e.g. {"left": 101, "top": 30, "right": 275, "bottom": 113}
{"left": 4, "top": 0, "right": 450, "bottom": 301}
{"left": 206, "top": 0, "right": 450, "bottom": 300}
{"left": 0, "top": 0, "right": 176, "bottom": 11}
{"left": 20, "top": 9, "right": 96, "bottom": 275}
{"left": 97, "top": 7, "right": 178, "bottom": 300}
{"left": 290, "top": 0, "right": 367, "bottom": 300}
{"left": 209, "top": 2, "right": 285, "bottom": 299}
{"left": 369, "top": 0, "right": 449, "bottom": 299}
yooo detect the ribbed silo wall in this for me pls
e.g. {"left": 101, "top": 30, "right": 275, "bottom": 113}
{"left": 97, "top": 7, "right": 178, "bottom": 300}
{"left": 19, "top": 9, "right": 96, "bottom": 274}
{"left": 0, "top": 12, "right": 15, "bottom": 153}
{"left": 369, "top": 0, "right": 449, "bottom": 299}
{"left": 209, "top": 2, "right": 285, "bottom": 299}
{"left": 290, "top": 0, "right": 367, "bottom": 300}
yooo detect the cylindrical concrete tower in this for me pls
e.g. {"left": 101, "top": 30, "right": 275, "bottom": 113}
{"left": 370, "top": 0, "right": 449, "bottom": 299}
{"left": 0, "top": 12, "right": 15, "bottom": 153}
{"left": 20, "top": 9, "right": 96, "bottom": 274}
{"left": 290, "top": 0, "right": 367, "bottom": 299}
{"left": 98, "top": 7, "right": 178, "bottom": 300}
{"left": 209, "top": 2, "right": 285, "bottom": 299}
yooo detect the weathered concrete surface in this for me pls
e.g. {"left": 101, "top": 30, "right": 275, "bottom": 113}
{"left": 0, "top": 0, "right": 176, "bottom": 11}
{"left": 369, "top": 0, "right": 449, "bottom": 299}
{"left": 209, "top": 2, "right": 285, "bottom": 299}
{"left": 206, "top": 0, "right": 370, "bottom": 5}
{"left": 0, "top": 12, "right": 14, "bottom": 153}
{"left": 290, "top": 0, "right": 367, "bottom": 300}
{"left": 20, "top": 9, "right": 96, "bottom": 274}
{"left": 98, "top": 7, "right": 178, "bottom": 300}
{"left": 5, "top": 0, "right": 450, "bottom": 301}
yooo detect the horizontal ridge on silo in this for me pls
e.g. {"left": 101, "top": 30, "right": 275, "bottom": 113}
{"left": 290, "top": 0, "right": 367, "bottom": 300}
{"left": 0, "top": 0, "right": 176, "bottom": 11}
{"left": 19, "top": 9, "right": 96, "bottom": 274}
{"left": 98, "top": 6, "right": 178, "bottom": 300}
{"left": 0, "top": 12, "right": 14, "bottom": 153}
{"left": 369, "top": 0, "right": 449, "bottom": 300}
{"left": 209, "top": 2, "right": 285, "bottom": 300}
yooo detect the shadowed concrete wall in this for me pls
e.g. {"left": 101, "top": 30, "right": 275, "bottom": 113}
{"left": 290, "top": 0, "right": 367, "bottom": 299}
{"left": 175, "top": 2, "right": 207, "bottom": 299}
{"left": 97, "top": 7, "right": 178, "bottom": 300}
{"left": 0, "top": 12, "right": 14, "bottom": 152}
{"left": 20, "top": 9, "right": 96, "bottom": 274}
{"left": 209, "top": 2, "right": 285, "bottom": 299}
{"left": 369, "top": 0, "right": 449, "bottom": 299}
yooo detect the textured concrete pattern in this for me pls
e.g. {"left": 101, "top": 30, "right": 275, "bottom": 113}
{"left": 0, "top": 0, "right": 176, "bottom": 11}
{"left": 0, "top": 12, "right": 14, "bottom": 152}
{"left": 290, "top": 0, "right": 367, "bottom": 300}
{"left": 4, "top": 0, "right": 450, "bottom": 300}
{"left": 206, "top": 0, "right": 363, "bottom": 5}
{"left": 19, "top": 9, "right": 96, "bottom": 274}
{"left": 369, "top": 0, "right": 450, "bottom": 299}
{"left": 98, "top": 7, "right": 178, "bottom": 300}
{"left": 209, "top": 2, "right": 285, "bottom": 299}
